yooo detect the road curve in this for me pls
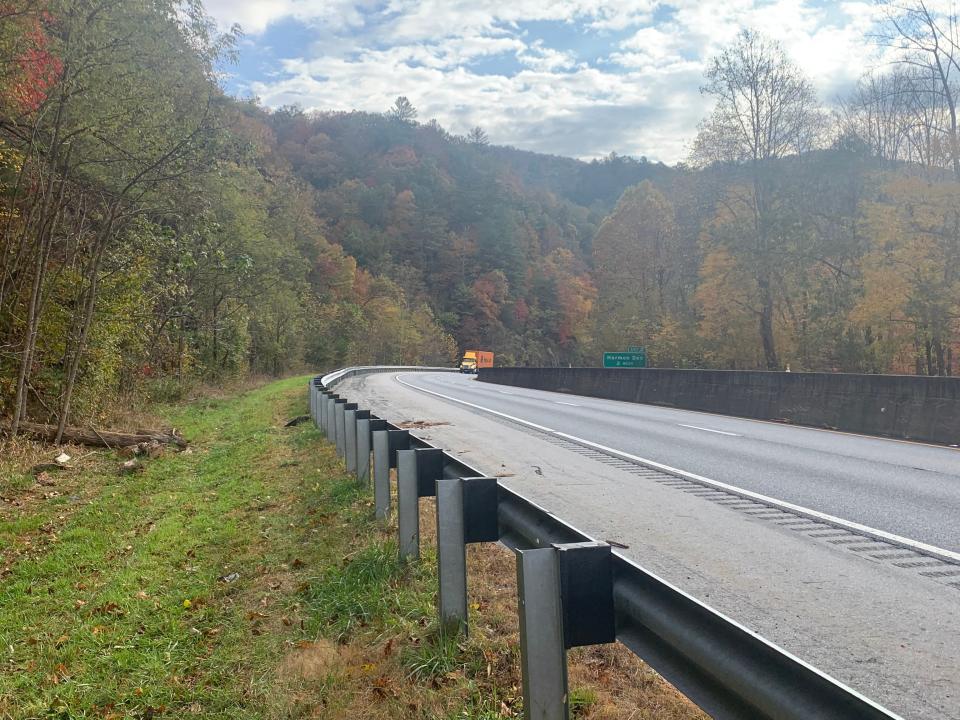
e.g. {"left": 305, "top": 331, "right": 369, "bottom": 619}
{"left": 336, "top": 371, "right": 960, "bottom": 720}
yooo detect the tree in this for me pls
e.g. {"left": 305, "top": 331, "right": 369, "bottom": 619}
{"left": 837, "top": 69, "right": 916, "bottom": 165}
{"left": 467, "top": 126, "right": 489, "bottom": 146}
{"left": 856, "top": 176, "right": 960, "bottom": 375}
{"left": 389, "top": 96, "right": 418, "bottom": 124}
{"left": 592, "top": 181, "right": 686, "bottom": 355}
{"left": 693, "top": 29, "right": 823, "bottom": 369}
{"left": 879, "top": 0, "right": 960, "bottom": 180}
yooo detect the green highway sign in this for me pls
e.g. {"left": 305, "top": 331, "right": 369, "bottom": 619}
{"left": 603, "top": 350, "right": 647, "bottom": 368}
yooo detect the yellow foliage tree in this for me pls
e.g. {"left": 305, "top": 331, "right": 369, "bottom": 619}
{"left": 856, "top": 177, "right": 960, "bottom": 375}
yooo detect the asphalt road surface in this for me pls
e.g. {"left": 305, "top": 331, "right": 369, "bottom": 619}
{"left": 407, "top": 372, "right": 960, "bottom": 554}
{"left": 336, "top": 371, "right": 960, "bottom": 720}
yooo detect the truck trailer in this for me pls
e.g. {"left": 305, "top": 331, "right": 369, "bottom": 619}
{"left": 460, "top": 350, "right": 493, "bottom": 374}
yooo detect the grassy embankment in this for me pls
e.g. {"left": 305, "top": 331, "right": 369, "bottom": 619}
{"left": 0, "top": 376, "right": 704, "bottom": 719}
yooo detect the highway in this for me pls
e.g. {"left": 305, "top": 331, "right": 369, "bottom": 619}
{"left": 337, "top": 371, "right": 960, "bottom": 720}
{"left": 407, "top": 372, "right": 960, "bottom": 554}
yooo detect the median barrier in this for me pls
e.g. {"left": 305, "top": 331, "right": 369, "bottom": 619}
{"left": 310, "top": 366, "right": 902, "bottom": 720}
{"left": 478, "top": 367, "right": 960, "bottom": 445}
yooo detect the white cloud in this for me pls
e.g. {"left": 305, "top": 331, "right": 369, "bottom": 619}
{"left": 204, "top": 0, "right": 373, "bottom": 34}
{"left": 212, "top": 1, "right": 888, "bottom": 163}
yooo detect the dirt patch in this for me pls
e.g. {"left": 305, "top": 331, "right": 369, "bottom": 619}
{"left": 395, "top": 420, "right": 451, "bottom": 429}
{"left": 280, "top": 639, "right": 341, "bottom": 681}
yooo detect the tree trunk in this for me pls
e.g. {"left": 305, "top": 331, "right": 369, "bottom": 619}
{"left": 10, "top": 240, "right": 47, "bottom": 435}
{"left": 5, "top": 420, "right": 186, "bottom": 449}
{"left": 757, "top": 274, "right": 779, "bottom": 370}
{"left": 55, "top": 206, "right": 116, "bottom": 445}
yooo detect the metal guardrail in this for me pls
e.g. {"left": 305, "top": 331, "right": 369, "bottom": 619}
{"left": 309, "top": 368, "right": 903, "bottom": 720}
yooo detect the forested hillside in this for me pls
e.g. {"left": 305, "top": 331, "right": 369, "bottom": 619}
{"left": 2, "top": 0, "right": 958, "bottom": 436}
{"left": 0, "top": 0, "right": 456, "bottom": 437}
{"left": 257, "top": 104, "right": 673, "bottom": 367}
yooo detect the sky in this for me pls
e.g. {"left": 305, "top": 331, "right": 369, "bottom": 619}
{"left": 205, "top": 0, "right": 889, "bottom": 164}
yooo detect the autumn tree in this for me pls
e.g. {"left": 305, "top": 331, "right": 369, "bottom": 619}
{"left": 592, "top": 181, "right": 688, "bottom": 357}
{"left": 856, "top": 176, "right": 960, "bottom": 375}
{"left": 693, "top": 29, "right": 823, "bottom": 369}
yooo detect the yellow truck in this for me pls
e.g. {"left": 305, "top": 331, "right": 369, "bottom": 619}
{"left": 460, "top": 350, "right": 494, "bottom": 374}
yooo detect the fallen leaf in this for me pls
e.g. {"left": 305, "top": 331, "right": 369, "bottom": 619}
{"left": 94, "top": 601, "right": 124, "bottom": 616}
{"left": 35, "top": 472, "right": 56, "bottom": 487}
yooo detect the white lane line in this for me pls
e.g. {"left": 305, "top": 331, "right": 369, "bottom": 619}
{"left": 678, "top": 423, "right": 741, "bottom": 437}
{"left": 394, "top": 373, "right": 960, "bottom": 566}
{"left": 499, "top": 390, "right": 516, "bottom": 395}
{"left": 555, "top": 401, "right": 581, "bottom": 407}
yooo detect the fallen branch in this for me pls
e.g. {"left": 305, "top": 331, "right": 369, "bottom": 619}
{"left": 2, "top": 421, "right": 187, "bottom": 449}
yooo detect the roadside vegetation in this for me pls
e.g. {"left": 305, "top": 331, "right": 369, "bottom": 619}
{"left": 3, "top": 2, "right": 960, "bottom": 454}
{"left": 0, "top": 376, "right": 704, "bottom": 719}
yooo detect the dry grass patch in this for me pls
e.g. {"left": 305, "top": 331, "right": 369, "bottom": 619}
{"left": 295, "top": 484, "right": 707, "bottom": 720}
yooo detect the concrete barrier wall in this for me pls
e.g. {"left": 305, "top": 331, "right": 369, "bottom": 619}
{"left": 478, "top": 367, "right": 960, "bottom": 445}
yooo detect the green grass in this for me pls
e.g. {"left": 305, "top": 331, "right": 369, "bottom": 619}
{"left": 0, "top": 376, "right": 379, "bottom": 719}
{"left": 0, "top": 376, "right": 630, "bottom": 720}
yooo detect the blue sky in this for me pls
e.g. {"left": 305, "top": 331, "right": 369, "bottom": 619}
{"left": 206, "top": 0, "right": 887, "bottom": 164}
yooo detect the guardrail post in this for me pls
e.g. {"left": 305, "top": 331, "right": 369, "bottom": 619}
{"left": 344, "top": 408, "right": 358, "bottom": 473}
{"left": 517, "top": 547, "right": 568, "bottom": 720}
{"left": 319, "top": 390, "right": 329, "bottom": 431}
{"left": 325, "top": 396, "right": 338, "bottom": 441}
{"left": 397, "top": 450, "right": 419, "bottom": 561}
{"left": 347, "top": 410, "right": 371, "bottom": 477}
{"left": 516, "top": 541, "right": 614, "bottom": 720}
{"left": 336, "top": 402, "right": 357, "bottom": 459}
{"left": 396, "top": 448, "right": 445, "bottom": 562}
{"left": 435, "top": 476, "right": 499, "bottom": 635}
{"left": 436, "top": 478, "right": 467, "bottom": 634}
{"left": 372, "top": 429, "right": 409, "bottom": 520}
{"left": 337, "top": 402, "right": 357, "bottom": 462}
{"left": 357, "top": 417, "right": 385, "bottom": 487}
{"left": 334, "top": 401, "right": 345, "bottom": 456}
{"left": 324, "top": 392, "right": 334, "bottom": 435}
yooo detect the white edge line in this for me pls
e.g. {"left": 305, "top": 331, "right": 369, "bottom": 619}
{"left": 678, "top": 423, "right": 741, "bottom": 437}
{"left": 394, "top": 373, "right": 960, "bottom": 566}
{"left": 555, "top": 401, "right": 581, "bottom": 407}
{"left": 396, "top": 374, "right": 555, "bottom": 433}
